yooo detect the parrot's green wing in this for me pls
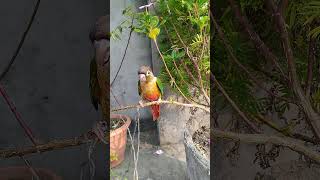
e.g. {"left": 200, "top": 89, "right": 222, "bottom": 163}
{"left": 156, "top": 77, "right": 164, "bottom": 96}
{"left": 138, "top": 80, "right": 141, "bottom": 96}
{"left": 90, "top": 57, "right": 100, "bottom": 110}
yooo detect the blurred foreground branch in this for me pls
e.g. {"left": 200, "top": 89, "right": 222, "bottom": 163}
{"left": 0, "top": 131, "right": 99, "bottom": 159}
{"left": 212, "top": 129, "right": 320, "bottom": 164}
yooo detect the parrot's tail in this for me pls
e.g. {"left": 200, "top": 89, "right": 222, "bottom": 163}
{"left": 151, "top": 104, "right": 160, "bottom": 121}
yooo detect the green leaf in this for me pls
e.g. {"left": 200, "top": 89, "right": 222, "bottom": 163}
{"left": 308, "top": 26, "right": 320, "bottom": 39}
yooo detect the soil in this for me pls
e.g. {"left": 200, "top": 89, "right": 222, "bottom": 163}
{"left": 192, "top": 125, "right": 210, "bottom": 159}
{"left": 110, "top": 118, "right": 125, "bottom": 131}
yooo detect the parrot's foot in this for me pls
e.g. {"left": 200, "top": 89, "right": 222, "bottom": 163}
{"left": 139, "top": 100, "right": 145, "bottom": 107}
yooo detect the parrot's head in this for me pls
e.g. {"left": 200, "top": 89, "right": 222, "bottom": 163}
{"left": 138, "top": 65, "right": 154, "bottom": 82}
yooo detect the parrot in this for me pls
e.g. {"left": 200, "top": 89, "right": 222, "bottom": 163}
{"left": 138, "top": 66, "right": 164, "bottom": 121}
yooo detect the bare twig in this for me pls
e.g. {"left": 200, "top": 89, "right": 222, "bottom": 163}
{"left": 0, "top": 0, "right": 41, "bottom": 81}
{"left": 111, "top": 99, "right": 209, "bottom": 113}
{"left": 212, "top": 128, "right": 320, "bottom": 164}
{"left": 0, "top": 84, "right": 37, "bottom": 146}
{"left": 212, "top": 76, "right": 261, "bottom": 133}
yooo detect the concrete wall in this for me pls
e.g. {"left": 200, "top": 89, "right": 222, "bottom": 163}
{"left": 0, "top": 0, "right": 108, "bottom": 179}
{"left": 110, "top": 0, "right": 155, "bottom": 130}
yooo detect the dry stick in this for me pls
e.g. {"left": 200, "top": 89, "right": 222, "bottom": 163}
{"left": 0, "top": 133, "right": 94, "bottom": 159}
{"left": 306, "top": 37, "right": 316, "bottom": 99}
{"left": 0, "top": 0, "right": 41, "bottom": 81}
{"left": 212, "top": 76, "right": 261, "bottom": 133}
{"left": 266, "top": 0, "right": 320, "bottom": 141}
{"left": 228, "top": 0, "right": 287, "bottom": 81}
{"left": 211, "top": 128, "right": 320, "bottom": 164}
{"left": 0, "top": 84, "right": 37, "bottom": 146}
{"left": 111, "top": 99, "right": 209, "bottom": 113}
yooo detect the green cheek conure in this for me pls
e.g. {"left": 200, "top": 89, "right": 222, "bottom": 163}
{"left": 138, "top": 66, "right": 164, "bottom": 121}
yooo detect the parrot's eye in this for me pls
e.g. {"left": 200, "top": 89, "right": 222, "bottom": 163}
{"left": 146, "top": 71, "right": 150, "bottom": 75}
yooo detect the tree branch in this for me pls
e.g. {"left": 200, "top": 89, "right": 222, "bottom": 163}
{"left": 212, "top": 75, "right": 261, "bottom": 133}
{"left": 212, "top": 128, "right": 320, "bottom": 164}
{"left": 306, "top": 37, "right": 316, "bottom": 99}
{"left": 0, "top": 0, "right": 41, "bottom": 81}
{"left": 0, "top": 84, "right": 37, "bottom": 146}
{"left": 211, "top": 13, "right": 292, "bottom": 104}
{"left": 228, "top": 0, "right": 287, "bottom": 81}
{"left": 266, "top": 0, "right": 320, "bottom": 141}
{"left": 111, "top": 99, "right": 210, "bottom": 113}
{"left": 0, "top": 132, "right": 97, "bottom": 159}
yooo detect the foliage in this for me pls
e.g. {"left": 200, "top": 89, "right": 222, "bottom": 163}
{"left": 155, "top": 0, "right": 210, "bottom": 97}
{"left": 113, "top": 0, "right": 210, "bottom": 99}
{"left": 213, "top": 0, "right": 320, "bottom": 125}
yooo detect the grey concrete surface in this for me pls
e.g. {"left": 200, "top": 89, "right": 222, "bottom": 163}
{"left": 112, "top": 130, "right": 187, "bottom": 180}
{"left": 0, "top": 0, "right": 108, "bottom": 179}
{"left": 110, "top": 0, "right": 154, "bottom": 129}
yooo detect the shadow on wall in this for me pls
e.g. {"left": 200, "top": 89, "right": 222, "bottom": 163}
{"left": 0, "top": 0, "right": 108, "bottom": 179}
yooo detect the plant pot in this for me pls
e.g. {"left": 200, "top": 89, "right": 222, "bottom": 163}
{"left": 184, "top": 119, "right": 210, "bottom": 180}
{"left": 0, "top": 166, "right": 62, "bottom": 179}
{"left": 110, "top": 114, "right": 131, "bottom": 168}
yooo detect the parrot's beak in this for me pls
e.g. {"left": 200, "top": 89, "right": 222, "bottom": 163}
{"left": 139, "top": 74, "right": 146, "bottom": 81}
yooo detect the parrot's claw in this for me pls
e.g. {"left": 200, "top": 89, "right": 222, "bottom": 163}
{"left": 139, "top": 100, "right": 145, "bottom": 107}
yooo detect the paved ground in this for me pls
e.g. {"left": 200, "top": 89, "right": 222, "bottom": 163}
{"left": 111, "top": 128, "right": 187, "bottom": 180}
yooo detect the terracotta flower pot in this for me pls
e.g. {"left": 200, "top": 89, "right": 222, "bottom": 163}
{"left": 0, "top": 166, "right": 62, "bottom": 179}
{"left": 110, "top": 114, "right": 131, "bottom": 168}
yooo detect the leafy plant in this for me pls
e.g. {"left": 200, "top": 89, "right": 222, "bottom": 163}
{"left": 113, "top": 0, "right": 210, "bottom": 101}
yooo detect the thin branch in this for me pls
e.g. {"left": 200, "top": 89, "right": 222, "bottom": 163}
{"left": 0, "top": 84, "right": 37, "bottom": 146}
{"left": 21, "top": 156, "right": 40, "bottom": 180}
{"left": 213, "top": 76, "right": 261, "bottom": 133}
{"left": 306, "top": 37, "right": 316, "bottom": 99}
{"left": 0, "top": 132, "right": 96, "bottom": 159}
{"left": 211, "top": 13, "right": 292, "bottom": 104}
{"left": 228, "top": 0, "right": 287, "bottom": 81}
{"left": 266, "top": 0, "right": 320, "bottom": 140}
{"left": 153, "top": 39, "right": 193, "bottom": 103}
{"left": 111, "top": 18, "right": 134, "bottom": 86}
{"left": 111, "top": 99, "right": 209, "bottom": 113}
{"left": 171, "top": 23, "right": 210, "bottom": 104}
{"left": 254, "top": 114, "right": 318, "bottom": 144}
{"left": 0, "top": 0, "right": 41, "bottom": 81}
{"left": 212, "top": 128, "right": 320, "bottom": 164}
